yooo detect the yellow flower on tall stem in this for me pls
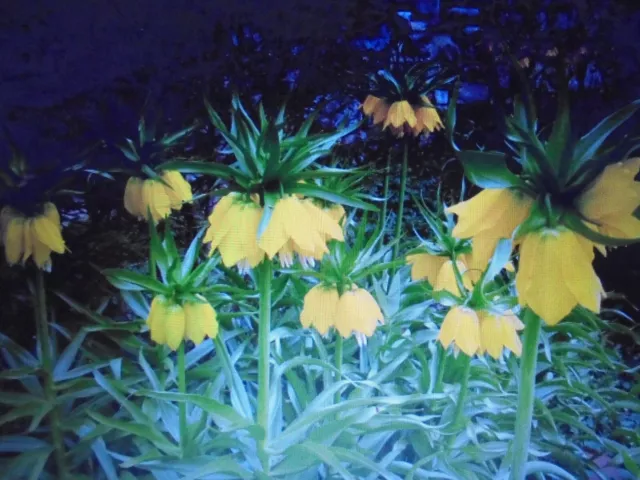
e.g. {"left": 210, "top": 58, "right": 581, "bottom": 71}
{"left": 300, "top": 284, "right": 384, "bottom": 342}
{"left": 516, "top": 227, "right": 605, "bottom": 325}
{"left": 1, "top": 203, "right": 66, "bottom": 270}
{"left": 123, "top": 170, "right": 192, "bottom": 223}
{"left": 203, "top": 193, "right": 265, "bottom": 273}
{"left": 146, "top": 295, "right": 218, "bottom": 350}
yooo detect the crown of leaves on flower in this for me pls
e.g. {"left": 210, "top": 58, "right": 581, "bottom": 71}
{"left": 159, "top": 93, "right": 377, "bottom": 237}
{"left": 366, "top": 63, "right": 456, "bottom": 106}
{"left": 102, "top": 220, "right": 226, "bottom": 308}
{"left": 447, "top": 62, "right": 640, "bottom": 247}
{"left": 0, "top": 130, "right": 79, "bottom": 215}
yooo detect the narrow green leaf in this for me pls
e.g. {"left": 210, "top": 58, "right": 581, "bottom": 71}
{"left": 102, "top": 269, "right": 171, "bottom": 295}
{"left": 457, "top": 150, "right": 523, "bottom": 189}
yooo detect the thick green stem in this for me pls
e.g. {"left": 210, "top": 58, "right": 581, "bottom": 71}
{"left": 387, "top": 140, "right": 409, "bottom": 292}
{"left": 510, "top": 310, "right": 542, "bottom": 480}
{"left": 177, "top": 342, "right": 187, "bottom": 456}
{"left": 34, "top": 270, "right": 68, "bottom": 479}
{"left": 448, "top": 354, "right": 471, "bottom": 446}
{"left": 333, "top": 335, "right": 343, "bottom": 404}
{"left": 257, "top": 259, "right": 272, "bottom": 474}
{"left": 378, "top": 150, "right": 393, "bottom": 236}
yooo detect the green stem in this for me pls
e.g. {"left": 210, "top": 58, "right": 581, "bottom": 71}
{"left": 177, "top": 342, "right": 187, "bottom": 456}
{"left": 387, "top": 140, "right": 409, "bottom": 292}
{"left": 510, "top": 310, "right": 542, "bottom": 480}
{"left": 333, "top": 335, "right": 343, "bottom": 404}
{"left": 257, "top": 259, "right": 273, "bottom": 474}
{"left": 434, "top": 344, "right": 448, "bottom": 394}
{"left": 378, "top": 150, "right": 393, "bottom": 236}
{"left": 449, "top": 354, "right": 471, "bottom": 441}
{"left": 34, "top": 270, "right": 68, "bottom": 479}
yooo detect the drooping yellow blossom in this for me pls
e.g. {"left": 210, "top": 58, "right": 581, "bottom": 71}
{"left": 334, "top": 286, "right": 384, "bottom": 339}
{"left": 203, "top": 193, "right": 265, "bottom": 272}
{"left": 446, "top": 188, "right": 534, "bottom": 267}
{"left": 516, "top": 228, "right": 605, "bottom": 325}
{"left": 576, "top": 157, "right": 640, "bottom": 240}
{"left": 362, "top": 95, "right": 443, "bottom": 137}
{"left": 438, "top": 306, "right": 482, "bottom": 357}
{"left": 439, "top": 306, "right": 524, "bottom": 358}
{"left": 1, "top": 204, "right": 66, "bottom": 269}
{"left": 300, "top": 284, "right": 384, "bottom": 339}
{"left": 146, "top": 295, "right": 218, "bottom": 350}
{"left": 300, "top": 284, "right": 340, "bottom": 335}
{"left": 123, "top": 171, "right": 192, "bottom": 223}
{"left": 259, "top": 195, "right": 344, "bottom": 266}
{"left": 479, "top": 310, "right": 524, "bottom": 359}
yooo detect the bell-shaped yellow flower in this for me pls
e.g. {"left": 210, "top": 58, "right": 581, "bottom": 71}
{"left": 413, "top": 96, "right": 444, "bottom": 135}
{"left": 446, "top": 188, "right": 534, "bottom": 266}
{"left": 334, "top": 287, "right": 384, "bottom": 338}
{"left": 479, "top": 310, "right": 524, "bottom": 359}
{"left": 516, "top": 228, "right": 605, "bottom": 325}
{"left": 577, "top": 157, "right": 640, "bottom": 239}
{"left": 124, "top": 171, "right": 192, "bottom": 223}
{"left": 300, "top": 284, "right": 340, "bottom": 335}
{"left": 147, "top": 296, "right": 218, "bottom": 350}
{"left": 203, "top": 193, "right": 266, "bottom": 271}
{"left": 259, "top": 196, "right": 344, "bottom": 264}
{"left": 1, "top": 204, "right": 66, "bottom": 269}
{"left": 362, "top": 95, "right": 390, "bottom": 125}
{"left": 384, "top": 100, "right": 417, "bottom": 130}
{"left": 438, "top": 306, "right": 481, "bottom": 357}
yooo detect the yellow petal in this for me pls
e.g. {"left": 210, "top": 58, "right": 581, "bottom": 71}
{"left": 218, "top": 202, "right": 264, "bottom": 267}
{"left": 162, "top": 171, "right": 193, "bottom": 208}
{"left": 362, "top": 95, "right": 382, "bottom": 115}
{"left": 22, "top": 218, "right": 33, "bottom": 264}
{"left": 300, "top": 284, "right": 340, "bottom": 335}
{"left": 33, "top": 216, "right": 65, "bottom": 253}
{"left": 148, "top": 296, "right": 169, "bottom": 345}
{"left": 184, "top": 301, "right": 218, "bottom": 345}
{"left": 438, "top": 306, "right": 481, "bottom": 357}
{"left": 43, "top": 203, "right": 61, "bottom": 230}
{"left": 434, "top": 260, "right": 469, "bottom": 296}
{"left": 149, "top": 181, "right": 172, "bottom": 222}
{"left": 163, "top": 303, "right": 186, "bottom": 351}
{"left": 334, "top": 288, "right": 383, "bottom": 338}
{"left": 406, "top": 253, "right": 448, "bottom": 284}
{"left": 124, "top": 177, "right": 144, "bottom": 217}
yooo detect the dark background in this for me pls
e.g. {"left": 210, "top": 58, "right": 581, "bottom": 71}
{"left": 1, "top": 0, "right": 639, "bottom": 346}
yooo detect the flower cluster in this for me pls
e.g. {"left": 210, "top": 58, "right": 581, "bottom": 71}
{"left": 300, "top": 283, "right": 384, "bottom": 344}
{"left": 146, "top": 295, "right": 219, "bottom": 351}
{"left": 362, "top": 95, "right": 443, "bottom": 138}
{"left": 1, "top": 203, "right": 66, "bottom": 270}
{"left": 124, "top": 170, "right": 193, "bottom": 223}
{"left": 203, "top": 193, "right": 345, "bottom": 273}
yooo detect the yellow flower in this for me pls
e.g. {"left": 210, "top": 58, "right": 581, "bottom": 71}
{"left": 300, "top": 285, "right": 384, "bottom": 339}
{"left": 479, "top": 310, "right": 524, "bottom": 359}
{"left": 300, "top": 284, "right": 340, "bottom": 335}
{"left": 147, "top": 296, "right": 218, "bottom": 350}
{"left": 203, "top": 193, "right": 265, "bottom": 271}
{"left": 334, "top": 286, "right": 384, "bottom": 338}
{"left": 363, "top": 95, "right": 443, "bottom": 137}
{"left": 516, "top": 227, "right": 605, "bottom": 325}
{"left": 576, "top": 157, "right": 640, "bottom": 240}
{"left": 438, "top": 306, "right": 481, "bottom": 357}
{"left": 161, "top": 171, "right": 193, "bottom": 209}
{"left": 123, "top": 171, "right": 192, "bottom": 223}
{"left": 446, "top": 188, "right": 534, "bottom": 267}
{"left": 413, "top": 96, "right": 444, "bottom": 135}
{"left": 259, "top": 196, "right": 344, "bottom": 265}
{"left": 1, "top": 204, "right": 66, "bottom": 269}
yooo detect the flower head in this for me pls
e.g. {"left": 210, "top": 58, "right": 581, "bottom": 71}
{"left": 300, "top": 284, "right": 384, "bottom": 339}
{"left": 363, "top": 95, "right": 444, "bottom": 138}
{"left": 577, "top": 158, "right": 640, "bottom": 240}
{"left": 123, "top": 171, "right": 192, "bottom": 223}
{"left": 438, "top": 306, "right": 482, "bottom": 357}
{"left": 146, "top": 295, "right": 218, "bottom": 350}
{"left": 258, "top": 196, "right": 344, "bottom": 265}
{"left": 203, "top": 193, "right": 265, "bottom": 271}
{"left": 1, "top": 203, "right": 66, "bottom": 270}
{"left": 516, "top": 227, "right": 605, "bottom": 325}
